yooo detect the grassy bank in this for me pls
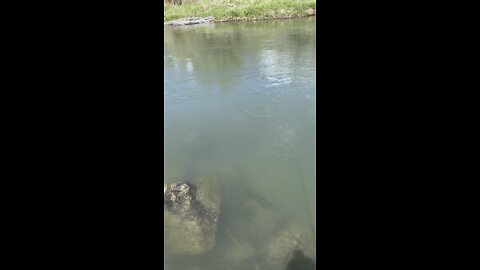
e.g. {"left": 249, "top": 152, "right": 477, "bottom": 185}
{"left": 164, "top": 0, "right": 316, "bottom": 22}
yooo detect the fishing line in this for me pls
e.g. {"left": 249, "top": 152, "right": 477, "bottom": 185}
{"left": 290, "top": 155, "right": 315, "bottom": 239}
{"left": 265, "top": 116, "right": 315, "bottom": 239}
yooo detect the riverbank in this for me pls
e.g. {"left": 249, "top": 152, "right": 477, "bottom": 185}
{"left": 164, "top": 0, "right": 316, "bottom": 23}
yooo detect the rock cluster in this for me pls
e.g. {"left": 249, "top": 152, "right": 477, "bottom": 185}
{"left": 164, "top": 17, "right": 214, "bottom": 26}
{"left": 163, "top": 176, "right": 315, "bottom": 269}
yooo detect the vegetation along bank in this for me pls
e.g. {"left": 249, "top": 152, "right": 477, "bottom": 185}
{"left": 164, "top": 0, "right": 316, "bottom": 23}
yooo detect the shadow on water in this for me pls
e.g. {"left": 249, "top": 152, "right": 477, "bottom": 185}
{"left": 285, "top": 250, "right": 316, "bottom": 270}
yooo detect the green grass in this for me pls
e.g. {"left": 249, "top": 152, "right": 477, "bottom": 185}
{"left": 164, "top": 0, "right": 316, "bottom": 22}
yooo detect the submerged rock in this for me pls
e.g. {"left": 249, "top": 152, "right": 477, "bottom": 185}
{"left": 285, "top": 250, "right": 316, "bottom": 270}
{"left": 237, "top": 190, "right": 281, "bottom": 244}
{"left": 164, "top": 177, "right": 221, "bottom": 255}
{"left": 261, "top": 222, "right": 315, "bottom": 270}
{"left": 221, "top": 231, "right": 256, "bottom": 267}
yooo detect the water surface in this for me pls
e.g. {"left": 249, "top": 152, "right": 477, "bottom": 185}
{"left": 164, "top": 17, "right": 316, "bottom": 270}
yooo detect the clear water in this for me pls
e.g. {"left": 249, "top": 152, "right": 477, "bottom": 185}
{"left": 164, "top": 17, "right": 316, "bottom": 270}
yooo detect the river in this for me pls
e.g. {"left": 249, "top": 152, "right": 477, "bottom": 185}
{"left": 164, "top": 17, "right": 316, "bottom": 270}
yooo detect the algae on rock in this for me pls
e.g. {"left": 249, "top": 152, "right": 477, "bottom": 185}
{"left": 164, "top": 177, "right": 221, "bottom": 256}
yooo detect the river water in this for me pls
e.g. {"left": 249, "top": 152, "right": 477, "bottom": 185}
{"left": 164, "top": 17, "right": 316, "bottom": 270}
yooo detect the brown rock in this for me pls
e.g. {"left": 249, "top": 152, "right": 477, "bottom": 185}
{"left": 164, "top": 178, "right": 221, "bottom": 256}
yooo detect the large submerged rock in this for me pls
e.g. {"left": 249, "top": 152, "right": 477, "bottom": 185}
{"left": 164, "top": 176, "right": 221, "bottom": 255}
{"left": 261, "top": 221, "right": 315, "bottom": 270}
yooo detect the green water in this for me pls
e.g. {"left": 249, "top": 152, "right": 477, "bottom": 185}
{"left": 164, "top": 17, "right": 316, "bottom": 270}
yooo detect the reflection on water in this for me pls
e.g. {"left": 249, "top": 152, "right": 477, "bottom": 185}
{"left": 164, "top": 17, "right": 316, "bottom": 270}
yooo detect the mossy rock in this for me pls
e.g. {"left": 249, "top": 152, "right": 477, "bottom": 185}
{"left": 164, "top": 178, "right": 221, "bottom": 256}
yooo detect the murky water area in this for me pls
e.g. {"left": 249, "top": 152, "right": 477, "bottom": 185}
{"left": 164, "top": 17, "right": 316, "bottom": 270}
